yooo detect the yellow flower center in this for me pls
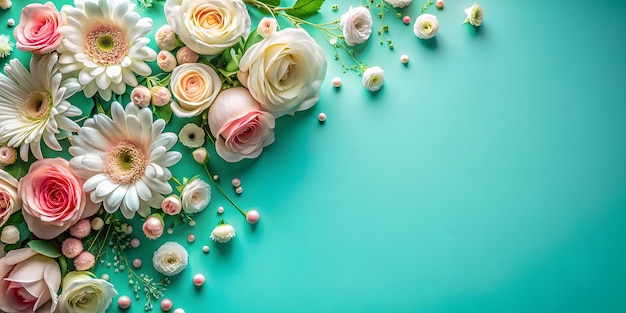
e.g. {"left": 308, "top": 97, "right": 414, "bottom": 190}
{"left": 103, "top": 140, "right": 147, "bottom": 185}
{"left": 85, "top": 24, "right": 128, "bottom": 65}
{"left": 23, "top": 90, "right": 52, "bottom": 120}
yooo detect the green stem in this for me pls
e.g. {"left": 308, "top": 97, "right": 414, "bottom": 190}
{"left": 202, "top": 164, "right": 247, "bottom": 217}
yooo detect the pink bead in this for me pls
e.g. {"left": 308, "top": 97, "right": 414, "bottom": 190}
{"left": 332, "top": 77, "right": 341, "bottom": 87}
{"left": 318, "top": 113, "right": 327, "bottom": 123}
{"left": 217, "top": 206, "right": 224, "bottom": 214}
{"left": 187, "top": 234, "right": 196, "bottom": 243}
{"left": 161, "top": 298, "right": 173, "bottom": 311}
{"left": 132, "top": 258, "right": 142, "bottom": 269}
{"left": 231, "top": 178, "right": 241, "bottom": 188}
{"left": 193, "top": 273, "right": 205, "bottom": 287}
{"left": 130, "top": 238, "right": 140, "bottom": 248}
{"left": 118, "top": 295, "right": 131, "bottom": 309}
{"left": 400, "top": 54, "right": 409, "bottom": 64}
{"left": 235, "top": 186, "right": 243, "bottom": 194}
{"left": 246, "top": 210, "right": 260, "bottom": 224}
{"left": 402, "top": 16, "right": 411, "bottom": 25}
{"left": 436, "top": 0, "right": 444, "bottom": 9}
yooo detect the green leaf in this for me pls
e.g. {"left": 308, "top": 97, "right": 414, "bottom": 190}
{"left": 258, "top": 0, "right": 280, "bottom": 6}
{"left": 153, "top": 104, "right": 173, "bottom": 124}
{"left": 3, "top": 157, "right": 30, "bottom": 180}
{"left": 28, "top": 240, "right": 62, "bottom": 258}
{"left": 59, "top": 256, "right": 68, "bottom": 277}
{"left": 243, "top": 28, "right": 264, "bottom": 53}
{"left": 284, "top": 0, "right": 325, "bottom": 18}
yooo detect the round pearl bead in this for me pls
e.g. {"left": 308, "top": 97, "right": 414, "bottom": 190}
{"left": 173, "top": 309, "right": 185, "bottom": 313}
{"left": 161, "top": 298, "right": 173, "bottom": 311}
{"left": 130, "top": 238, "right": 140, "bottom": 248}
{"left": 402, "top": 16, "right": 411, "bottom": 24}
{"left": 118, "top": 296, "right": 131, "bottom": 309}
{"left": 332, "top": 77, "right": 342, "bottom": 88}
{"left": 400, "top": 54, "right": 409, "bottom": 64}
{"left": 187, "top": 234, "right": 196, "bottom": 243}
{"left": 217, "top": 206, "right": 224, "bottom": 214}
{"left": 318, "top": 113, "right": 327, "bottom": 123}
{"left": 202, "top": 245, "right": 210, "bottom": 253}
{"left": 246, "top": 210, "right": 260, "bottom": 224}
{"left": 132, "top": 258, "right": 142, "bottom": 269}
{"left": 193, "top": 274, "right": 205, "bottom": 287}
{"left": 436, "top": 0, "right": 444, "bottom": 9}
{"left": 231, "top": 178, "right": 241, "bottom": 187}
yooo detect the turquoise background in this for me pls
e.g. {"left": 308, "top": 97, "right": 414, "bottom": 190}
{"left": 1, "top": 0, "right": 626, "bottom": 312}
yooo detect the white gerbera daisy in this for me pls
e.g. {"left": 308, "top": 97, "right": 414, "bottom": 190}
{"left": 0, "top": 54, "right": 82, "bottom": 161}
{"left": 58, "top": 0, "right": 157, "bottom": 101}
{"left": 69, "top": 102, "right": 182, "bottom": 218}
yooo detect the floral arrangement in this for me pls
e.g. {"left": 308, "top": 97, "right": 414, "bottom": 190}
{"left": 0, "top": 0, "right": 484, "bottom": 312}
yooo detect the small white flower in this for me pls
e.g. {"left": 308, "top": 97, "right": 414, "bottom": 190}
{"left": 362, "top": 66, "right": 385, "bottom": 92}
{"left": 1, "top": 225, "right": 19, "bottom": 244}
{"left": 383, "top": 0, "right": 411, "bottom": 8}
{"left": 210, "top": 222, "right": 235, "bottom": 243}
{"left": 414, "top": 14, "right": 439, "bottom": 40}
{"left": 152, "top": 242, "right": 188, "bottom": 276}
{"left": 178, "top": 123, "right": 205, "bottom": 148}
{"left": 339, "top": 6, "right": 372, "bottom": 46}
{"left": 181, "top": 178, "right": 211, "bottom": 214}
{"left": 464, "top": 4, "right": 484, "bottom": 27}
{"left": 0, "top": 34, "right": 13, "bottom": 58}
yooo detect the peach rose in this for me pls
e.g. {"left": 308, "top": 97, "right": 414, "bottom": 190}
{"left": 170, "top": 63, "right": 221, "bottom": 118}
{"left": 208, "top": 87, "right": 275, "bottom": 162}
{"left": 0, "top": 169, "right": 20, "bottom": 228}
{"left": 18, "top": 158, "right": 99, "bottom": 240}
{"left": 13, "top": 2, "right": 63, "bottom": 54}
{"left": 0, "top": 248, "right": 61, "bottom": 313}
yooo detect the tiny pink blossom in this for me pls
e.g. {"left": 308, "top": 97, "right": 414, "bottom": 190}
{"left": 157, "top": 50, "right": 177, "bottom": 72}
{"left": 61, "top": 237, "right": 83, "bottom": 258}
{"left": 155, "top": 24, "right": 177, "bottom": 51}
{"left": 176, "top": 46, "right": 199, "bottom": 64}
{"left": 151, "top": 86, "right": 172, "bottom": 107}
{"left": 130, "top": 85, "right": 151, "bottom": 108}
{"left": 142, "top": 214, "right": 165, "bottom": 239}
{"left": 73, "top": 251, "right": 95, "bottom": 271}
{"left": 161, "top": 196, "right": 182, "bottom": 216}
{"left": 69, "top": 218, "right": 91, "bottom": 239}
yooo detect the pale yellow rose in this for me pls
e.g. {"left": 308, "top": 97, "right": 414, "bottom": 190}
{"left": 57, "top": 271, "right": 117, "bottom": 313}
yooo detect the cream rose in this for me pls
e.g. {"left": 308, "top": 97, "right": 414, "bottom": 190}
{"left": 57, "top": 271, "right": 117, "bottom": 313}
{"left": 414, "top": 14, "right": 439, "bottom": 40}
{"left": 153, "top": 242, "right": 188, "bottom": 276}
{"left": 0, "top": 248, "right": 61, "bottom": 313}
{"left": 208, "top": 87, "right": 275, "bottom": 162}
{"left": 0, "top": 169, "right": 19, "bottom": 228}
{"left": 237, "top": 28, "right": 327, "bottom": 118}
{"left": 170, "top": 63, "right": 222, "bottom": 118}
{"left": 181, "top": 178, "right": 211, "bottom": 213}
{"left": 340, "top": 7, "right": 372, "bottom": 46}
{"left": 164, "top": 0, "right": 251, "bottom": 55}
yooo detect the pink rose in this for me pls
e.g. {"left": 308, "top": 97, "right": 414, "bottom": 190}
{"left": 142, "top": 214, "right": 164, "bottom": 239}
{"left": 130, "top": 85, "right": 151, "bottom": 108}
{"left": 161, "top": 195, "right": 182, "bottom": 215}
{"left": 18, "top": 158, "right": 99, "bottom": 240}
{"left": 157, "top": 50, "right": 177, "bottom": 72}
{"left": 0, "top": 248, "right": 61, "bottom": 313}
{"left": 208, "top": 87, "right": 275, "bottom": 162}
{"left": 0, "top": 169, "right": 20, "bottom": 228}
{"left": 13, "top": 2, "right": 63, "bottom": 54}
{"left": 151, "top": 86, "right": 172, "bottom": 107}
{"left": 176, "top": 46, "right": 199, "bottom": 64}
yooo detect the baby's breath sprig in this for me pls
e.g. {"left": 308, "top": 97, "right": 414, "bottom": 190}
{"left": 137, "top": 0, "right": 165, "bottom": 10}
{"left": 419, "top": 0, "right": 434, "bottom": 14}
{"left": 369, "top": 0, "right": 393, "bottom": 49}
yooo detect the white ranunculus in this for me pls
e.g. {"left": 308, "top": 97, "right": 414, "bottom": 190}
{"left": 464, "top": 4, "right": 484, "bottom": 27}
{"left": 164, "top": 0, "right": 251, "bottom": 55}
{"left": 57, "top": 271, "right": 117, "bottom": 313}
{"left": 362, "top": 66, "right": 385, "bottom": 92}
{"left": 414, "top": 14, "right": 439, "bottom": 40}
{"left": 339, "top": 6, "right": 372, "bottom": 46}
{"left": 153, "top": 242, "right": 188, "bottom": 276}
{"left": 181, "top": 178, "right": 211, "bottom": 213}
{"left": 210, "top": 222, "right": 235, "bottom": 243}
{"left": 383, "top": 0, "right": 412, "bottom": 8}
{"left": 237, "top": 28, "right": 327, "bottom": 118}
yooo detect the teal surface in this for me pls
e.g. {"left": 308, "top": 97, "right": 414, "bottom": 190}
{"left": 2, "top": 0, "right": 626, "bottom": 312}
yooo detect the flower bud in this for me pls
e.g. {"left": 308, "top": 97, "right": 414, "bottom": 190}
{"left": 130, "top": 85, "right": 151, "bottom": 108}
{"left": 151, "top": 86, "right": 172, "bottom": 107}
{"left": 0, "top": 225, "right": 19, "bottom": 244}
{"left": 176, "top": 46, "right": 199, "bottom": 64}
{"left": 157, "top": 50, "right": 177, "bottom": 73}
{"left": 155, "top": 24, "right": 177, "bottom": 51}
{"left": 192, "top": 147, "right": 209, "bottom": 164}
{"left": 161, "top": 195, "right": 182, "bottom": 215}
{"left": 257, "top": 17, "right": 277, "bottom": 37}
{"left": 142, "top": 214, "right": 165, "bottom": 240}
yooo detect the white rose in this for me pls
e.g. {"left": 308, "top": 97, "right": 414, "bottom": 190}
{"left": 0, "top": 225, "right": 19, "bottom": 244}
{"left": 181, "top": 179, "right": 211, "bottom": 213}
{"left": 383, "top": 0, "right": 412, "bottom": 8}
{"left": 153, "top": 242, "right": 188, "bottom": 276}
{"left": 164, "top": 0, "right": 251, "bottom": 55}
{"left": 414, "top": 14, "right": 439, "bottom": 40}
{"left": 362, "top": 66, "right": 385, "bottom": 92}
{"left": 57, "top": 271, "right": 117, "bottom": 313}
{"left": 339, "top": 7, "right": 372, "bottom": 46}
{"left": 237, "top": 28, "right": 327, "bottom": 118}
{"left": 170, "top": 63, "right": 222, "bottom": 118}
